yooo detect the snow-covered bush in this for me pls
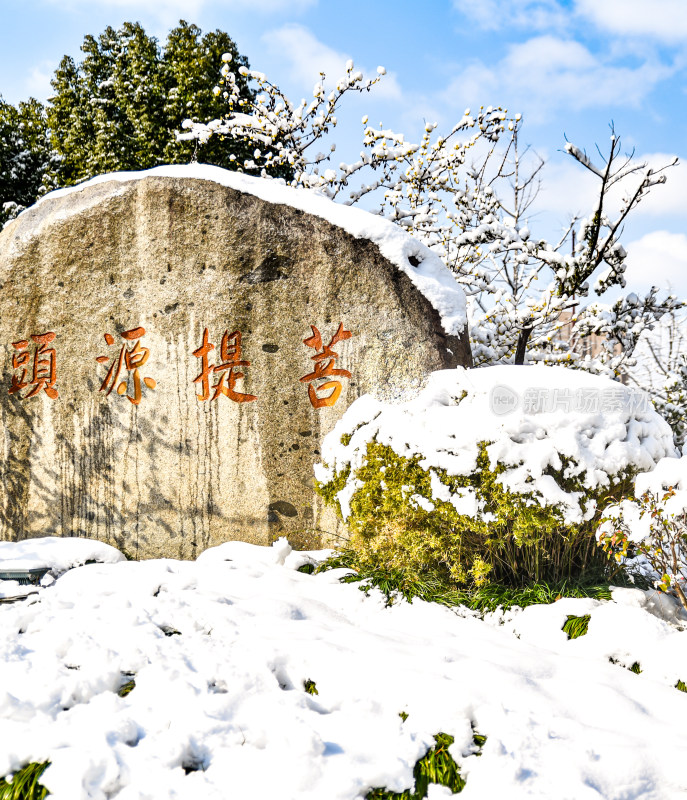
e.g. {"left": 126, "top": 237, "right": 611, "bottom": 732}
{"left": 598, "top": 456, "right": 687, "bottom": 608}
{"left": 315, "top": 366, "right": 677, "bottom": 587}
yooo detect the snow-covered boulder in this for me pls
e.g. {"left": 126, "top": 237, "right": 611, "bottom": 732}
{"left": 0, "top": 165, "right": 471, "bottom": 558}
{"left": 0, "top": 536, "right": 125, "bottom": 574}
{"left": 0, "top": 536, "right": 126, "bottom": 599}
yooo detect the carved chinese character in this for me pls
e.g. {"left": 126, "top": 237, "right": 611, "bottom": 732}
{"left": 193, "top": 328, "right": 257, "bottom": 403}
{"left": 9, "top": 332, "right": 58, "bottom": 400}
{"left": 96, "top": 326, "right": 156, "bottom": 406}
{"left": 300, "top": 322, "right": 352, "bottom": 409}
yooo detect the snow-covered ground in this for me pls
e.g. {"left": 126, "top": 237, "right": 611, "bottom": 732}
{"left": 1, "top": 537, "right": 687, "bottom": 799}
{"left": 0, "top": 538, "right": 125, "bottom": 602}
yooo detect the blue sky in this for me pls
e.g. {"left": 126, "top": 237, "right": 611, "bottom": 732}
{"left": 2, "top": 0, "right": 687, "bottom": 297}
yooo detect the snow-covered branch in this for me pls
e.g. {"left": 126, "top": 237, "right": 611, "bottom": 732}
{"left": 180, "top": 58, "right": 682, "bottom": 393}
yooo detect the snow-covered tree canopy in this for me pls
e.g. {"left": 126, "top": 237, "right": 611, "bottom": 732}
{"left": 47, "top": 20, "right": 270, "bottom": 186}
{"left": 0, "top": 19, "right": 276, "bottom": 218}
{"left": 0, "top": 96, "right": 56, "bottom": 227}
{"left": 181, "top": 58, "right": 682, "bottom": 385}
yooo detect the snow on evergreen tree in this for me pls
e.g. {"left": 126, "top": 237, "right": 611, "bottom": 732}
{"left": 46, "top": 20, "right": 265, "bottom": 187}
{"left": 0, "top": 96, "right": 57, "bottom": 227}
{"left": 0, "top": 21, "right": 275, "bottom": 227}
{"left": 161, "top": 23, "right": 291, "bottom": 179}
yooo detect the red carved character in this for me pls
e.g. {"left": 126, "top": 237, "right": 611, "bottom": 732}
{"left": 300, "top": 323, "right": 352, "bottom": 409}
{"left": 193, "top": 329, "right": 257, "bottom": 403}
{"left": 9, "top": 332, "right": 59, "bottom": 400}
{"left": 96, "top": 327, "right": 156, "bottom": 406}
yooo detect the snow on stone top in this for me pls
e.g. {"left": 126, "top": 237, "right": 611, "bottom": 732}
{"left": 316, "top": 365, "right": 678, "bottom": 525}
{"left": 196, "top": 536, "right": 293, "bottom": 567}
{"left": 0, "top": 536, "right": 125, "bottom": 573}
{"left": 22, "top": 163, "right": 467, "bottom": 336}
{"left": 197, "top": 536, "right": 335, "bottom": 572}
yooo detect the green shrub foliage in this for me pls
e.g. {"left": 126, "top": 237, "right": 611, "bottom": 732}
{"left": 562, "top": 614, "right": 591, "bottom": 639}
{"left": 317, "top": 440, "right": 628, "bottom": 588}
{"left": 366, "top": 733, "right": 467, "bottom": 799}
{"left": 0, "top": 762, "right": 50, "bottom": 800}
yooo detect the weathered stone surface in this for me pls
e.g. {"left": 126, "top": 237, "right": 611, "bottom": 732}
{"left": 0, "top": 169, "right": 471, "bottom": 558}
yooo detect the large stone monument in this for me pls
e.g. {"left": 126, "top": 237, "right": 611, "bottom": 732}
{"left": 0, "top": 165, "right": 471, "bottom": 558}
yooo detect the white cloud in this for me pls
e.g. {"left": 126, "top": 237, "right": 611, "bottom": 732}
{"left": 226, "top": 0, "right": 315, "bottom": 9}
{"left": 25, "top": 63, "right": 56, "bottom": 103}
{"left": 455, "top": 0, "right": 687, "bottom": 43}
{"left": 44, "top": 0, "right": 203, "bottom": 25}
{"left": 498, "top": 149, "right": 687, "bottom": 299}
{"left": 529, "top": 155, "right": 598, "bottom": 222}
{"left": 627, "top": 153, "right": 687, "bottom": 218}
{"left": 452, "top": 0, "right": 567, "bottom": 31}
{"left": 624, "top": 231, "right": 687, "bottom": 296}
{"left": 574, "top": 0, "right": 687, "bottom": 43}
{"left": 530, "top": 150, "right": 686, "bottom": 218}
{"left": 44, "top": 0, "right": 315, "bottom": 27}
{"left": 260, "top": 25, "right": 401, "bottom": 99}
{"left": 444, "top": 36, "right": 671, "bottom": 121}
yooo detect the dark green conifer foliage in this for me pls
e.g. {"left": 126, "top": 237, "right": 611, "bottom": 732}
{"left": 161, "top": 22, "right": 256, "bottom": 169}
{"left": 47, "top": 20, "right": 259, "bottom": 186}
{"left": 1, "top": 20, "right": 290, "bottom": 224}
{"left": 0, "top": 97, "right": 56, "bottom": 226}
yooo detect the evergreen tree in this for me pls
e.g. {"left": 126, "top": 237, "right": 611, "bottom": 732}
{"left": 47, "top": 20, "right": 264, "bottom": 186}
{"left": 0, "top": 96, "right": 56, "bottom": 226}
{"left": 161, "top": 22, "right": 258, "bottom": 171}
{"left": 0, "top": 20, "right": 289, "bottom": 226}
